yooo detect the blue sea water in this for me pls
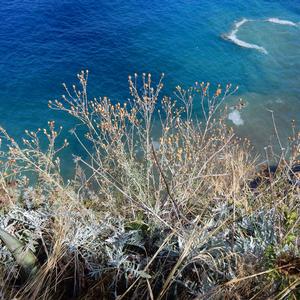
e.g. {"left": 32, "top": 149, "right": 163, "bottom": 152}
{"left": 0, "top": 0, "right": 299, "bottom": 176}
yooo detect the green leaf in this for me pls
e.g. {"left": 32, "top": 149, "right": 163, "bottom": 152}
{"left": 285, "top": 233, "right": 296, "bottom": 245}
{"left": 0, "top": 228, "right": 39, "bottom": 278}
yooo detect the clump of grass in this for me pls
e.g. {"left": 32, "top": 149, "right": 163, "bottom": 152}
{"left": 0, "top": 72, "right": 300, "bottom": 299}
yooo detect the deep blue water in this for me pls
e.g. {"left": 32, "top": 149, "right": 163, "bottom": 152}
{"left": 0, "top": 0, "right": 299, "bottom": 176}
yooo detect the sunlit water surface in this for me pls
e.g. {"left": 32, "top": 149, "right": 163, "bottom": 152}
{"left": 0, "top": 0, "right": 299, "bottom": 176}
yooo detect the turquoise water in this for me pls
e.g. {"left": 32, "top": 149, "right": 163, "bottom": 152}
{"left": 0, "top": 0, "right": 299, "bottom": 175}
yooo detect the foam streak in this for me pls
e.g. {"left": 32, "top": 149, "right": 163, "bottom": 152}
{"left": 222, "top": 19, "right": 268, "bottom": 54}
{"left": 267, "top": 18, "right": 297, "bottom": 26}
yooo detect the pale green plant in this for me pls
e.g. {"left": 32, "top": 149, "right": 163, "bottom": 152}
{"left": 0, "top": 73, "right": 299, "bottom": 299}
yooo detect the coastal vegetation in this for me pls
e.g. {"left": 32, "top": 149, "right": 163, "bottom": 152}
{"left": 0, "top": 72, "right": 300, "bottom": 299}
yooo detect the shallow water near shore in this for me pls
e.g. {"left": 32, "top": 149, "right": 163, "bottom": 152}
{"left": 0, "top": 0, "right": 299, "bottom": 177}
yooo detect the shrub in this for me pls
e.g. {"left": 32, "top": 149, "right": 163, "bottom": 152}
{"left": 0, "top": 72, "right": 299, "bottom": 299}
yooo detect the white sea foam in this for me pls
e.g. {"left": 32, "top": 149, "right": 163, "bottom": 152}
{"left": 228, "top": 110, "right": 244, "bottom": 126}
{"left": 235, "top": 18, "right": 248, "bottom": 28}
{"left": 267, "top": 18, "right": 297, "bottom": 26}
{"left": 223, "top": 19, "right": 268, "bottom": 54}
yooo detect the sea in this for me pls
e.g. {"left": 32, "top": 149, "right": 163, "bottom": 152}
{"left": 0, "top": 0, "right": 299, "bottom": 177}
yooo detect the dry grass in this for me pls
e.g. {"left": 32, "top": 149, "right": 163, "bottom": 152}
{"left": 0, "top": 72, "right": 300, "bottom": 299}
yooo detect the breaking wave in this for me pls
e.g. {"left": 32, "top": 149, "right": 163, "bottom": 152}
{"left": 222, "top": 17, "right": 298, "bottom": 54}
{"left": 222, "top": 18, "right": 268, "bottom": 54}
{"left": 267, "top": 18, "right": 297, "bottom": 26}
